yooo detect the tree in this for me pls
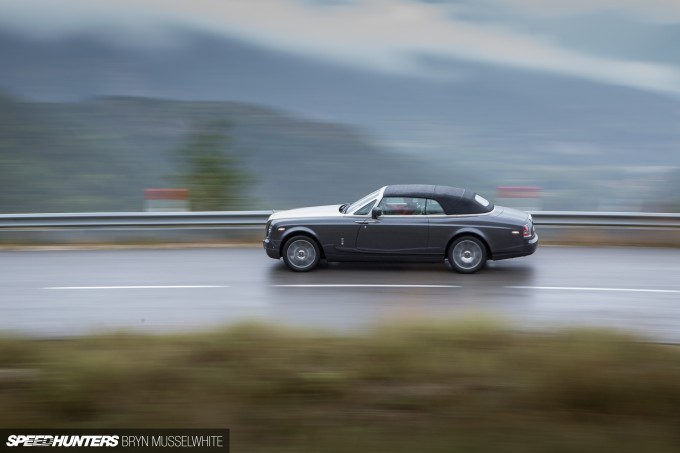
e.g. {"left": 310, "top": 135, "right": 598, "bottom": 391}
{"left": 174, "top": 123, "right": 250, "bottom": 211}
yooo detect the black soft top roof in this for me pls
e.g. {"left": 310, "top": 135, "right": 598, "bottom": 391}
{"left": 383, "top": 184, "right": 493, "bottom": 215}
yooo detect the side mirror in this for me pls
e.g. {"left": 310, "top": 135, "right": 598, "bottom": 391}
{"left": 371, "top": 207, "right": 382, "bottom": 219}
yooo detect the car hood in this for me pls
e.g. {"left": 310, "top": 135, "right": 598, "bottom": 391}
{"left": 269, "top": 204, "right": 344, "bottom": 221}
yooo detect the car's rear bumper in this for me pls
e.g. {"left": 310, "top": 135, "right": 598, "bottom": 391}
{"left": 492, "top": 233, "right": 538, "bottom": 261}
{"left": 263, "top": 238, "right": 281, "bottom": 259}
{"left": 525, "top": 232, "right": 539, "bottom": 254}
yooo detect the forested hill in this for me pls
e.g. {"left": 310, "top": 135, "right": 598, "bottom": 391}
{"left": 0, "top": 95, "right": 450, "bottom": 213}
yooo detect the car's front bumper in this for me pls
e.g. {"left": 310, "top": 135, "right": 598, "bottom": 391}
{"left": 263, "top": 237, "right": 281, "bottom": 259}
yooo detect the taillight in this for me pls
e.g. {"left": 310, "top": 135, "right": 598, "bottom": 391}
{"left": 523, "top": 223, "right": 531, "bottom": 238}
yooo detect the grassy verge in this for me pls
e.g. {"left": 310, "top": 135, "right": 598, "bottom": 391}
{"left": 2, "top": 319, "right": 680, "bottom": 452}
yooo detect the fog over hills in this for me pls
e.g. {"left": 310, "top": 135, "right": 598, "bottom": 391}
{"left": 2, "top": 27, "right": 678, "bottom": 163}
{"left": 0, "top": 93, "right": 459, "bottom": 212}
{"left": 1, "top": 20, "right": 679, "bottom": 211}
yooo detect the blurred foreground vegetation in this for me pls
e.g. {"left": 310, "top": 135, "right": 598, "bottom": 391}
{"left": 2, "top": 319, "right": 680, "bottom": 452}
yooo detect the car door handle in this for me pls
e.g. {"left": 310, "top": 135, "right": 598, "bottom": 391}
{"left": 355, "top": 219, "right": 380, "bottom": 225}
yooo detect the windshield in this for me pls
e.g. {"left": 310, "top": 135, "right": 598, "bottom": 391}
{"left": 344, "top": 190, "right": 380, "bottom": 214}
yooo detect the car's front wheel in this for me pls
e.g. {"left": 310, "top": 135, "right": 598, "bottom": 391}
{"left": 448, "top": 236, "right": 487, "bottom": 274}
{"left": 282, "top": 235, "right": 321, "bottom": 272}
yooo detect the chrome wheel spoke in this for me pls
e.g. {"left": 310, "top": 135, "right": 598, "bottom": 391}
{"left": 453, "top": 240, "right": 482, "bottom": 270}
{"left": 287, "top": 240, "right": 316, "bottom": 269}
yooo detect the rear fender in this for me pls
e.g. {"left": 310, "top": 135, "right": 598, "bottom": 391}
{"left": 446, "top": 227, "right": 492, "bottom": 257}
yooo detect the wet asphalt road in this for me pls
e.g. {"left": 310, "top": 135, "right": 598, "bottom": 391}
{"left": 1, "top": 246, "right": 680, "bottom": 341}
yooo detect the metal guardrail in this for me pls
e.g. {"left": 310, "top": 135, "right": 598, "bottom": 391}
{"left": 0, "top": 211, "right": 679, "bottom": 246}
{"left": 530, "top": 212, "right": 680, "bottom": 229}
{"left": 0, "top": 212, "right": 273, "bottom": 244}
{"left": 0, "top": 211, "right": 274, "bottom": 230}
{"left": 1, "top": 211, "right": 680, "bottom": 229}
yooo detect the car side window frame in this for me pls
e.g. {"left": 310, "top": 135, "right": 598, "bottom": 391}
{"left": 349, "top": 187, "right": 387, "bottom": 216}
{"left": 378, "top": 197, "right": 427, "bottom": 216}
{"left": 425, "top": 199, "right": 446, "bottom": 215}
{"left": 353, "top": 199, "right": 377, "bottom": 216}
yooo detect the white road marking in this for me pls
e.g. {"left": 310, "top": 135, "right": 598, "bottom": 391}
{"left": 40, "top": 284, "right": 680, "bottom": 293}
{"left": 44, "top": 285, "right": 230, "bottom": 290}
{"left": 507, "top": 286, "right": 680, "bottom": 294}
{"left": 272, "top": 284, "right": 461, "bottom": 288}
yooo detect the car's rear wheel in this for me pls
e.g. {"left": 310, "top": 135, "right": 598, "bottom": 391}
{"left": 282, "top": 235, "right": 321, "bottom": 272}
{"left": 448, "top": 236, "right": 487, "bottom": 274}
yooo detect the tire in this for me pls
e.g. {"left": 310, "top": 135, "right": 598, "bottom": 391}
{"left": 282, "top": 235, "right": 321, "bottom": 272}
{"left": 448, "top": 236, "right": 487, "bottom": 274}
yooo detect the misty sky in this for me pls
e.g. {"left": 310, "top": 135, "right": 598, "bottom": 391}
{"left": 1, "top": 0, "right": 680, "bottom": 97}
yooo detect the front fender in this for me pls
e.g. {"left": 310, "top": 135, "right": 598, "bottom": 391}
{"left": 279, "top": 226, "right": 322, "bottom": 252}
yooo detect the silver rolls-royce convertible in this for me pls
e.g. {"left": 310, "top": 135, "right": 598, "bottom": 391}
{"left": 263, "top": 184, "right": 538, "bottom": 273}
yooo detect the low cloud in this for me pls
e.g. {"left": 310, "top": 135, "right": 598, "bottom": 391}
{"left": 1, "top": 0, "right": 679, "bottom": 94}
{"left": 495, "top": 0, "right": 680, "bottom": 23}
